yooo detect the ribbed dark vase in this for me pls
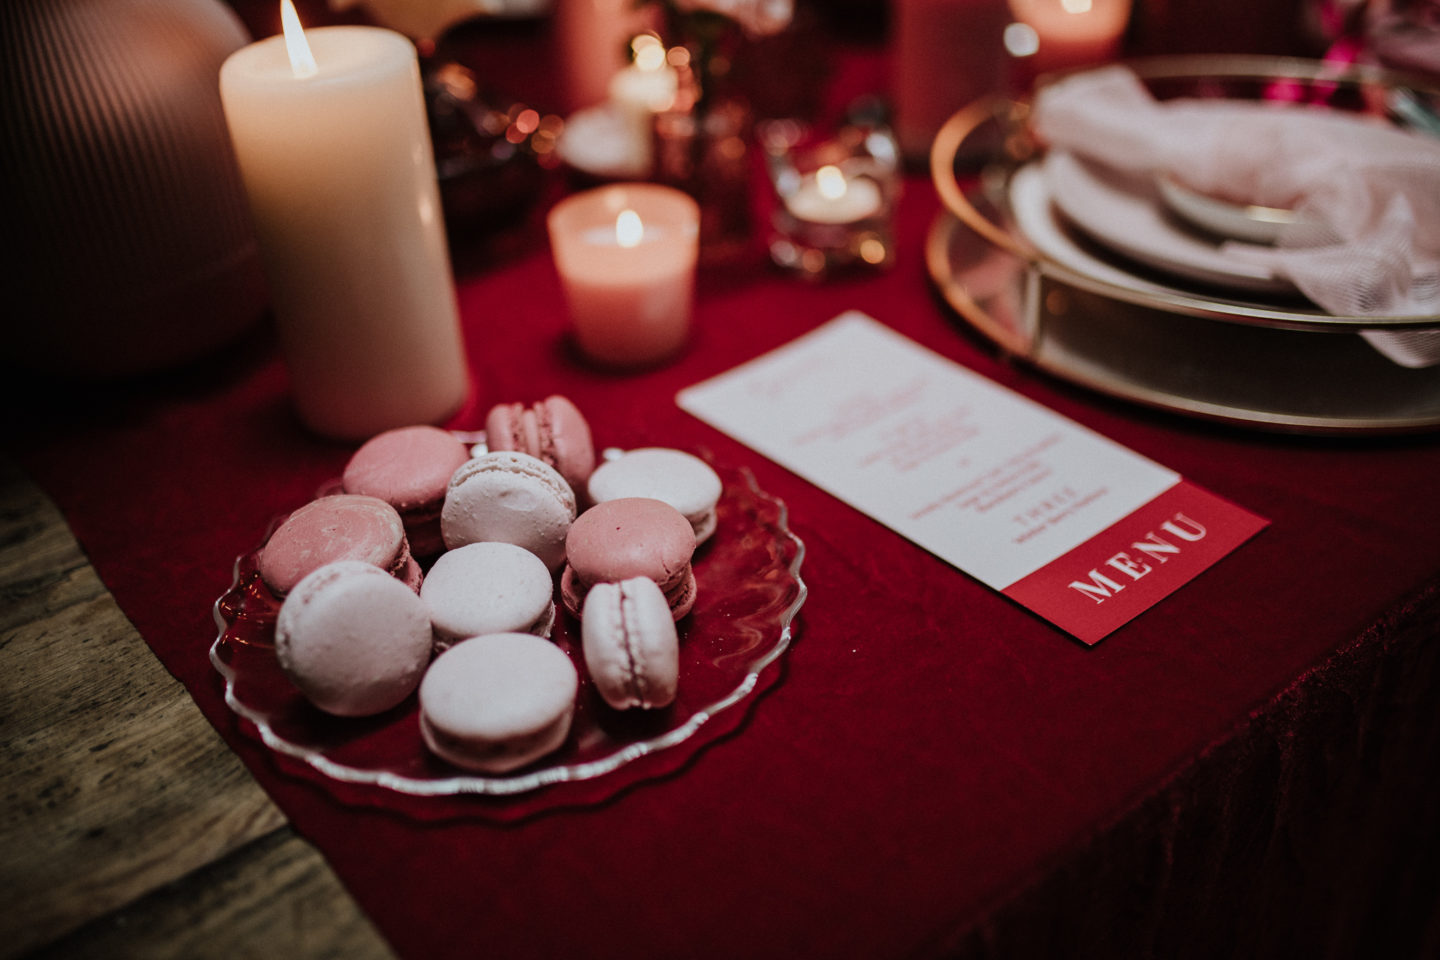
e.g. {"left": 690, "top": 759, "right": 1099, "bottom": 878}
{"left": 1, "top": 0, "right": 266, "bottom": 378}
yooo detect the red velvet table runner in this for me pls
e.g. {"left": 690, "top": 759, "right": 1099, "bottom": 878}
{"left": 9, "top": 46, "right": 1440, "bottom": 960}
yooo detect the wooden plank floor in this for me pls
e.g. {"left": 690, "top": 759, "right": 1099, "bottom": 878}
{"left": 0, "top": 457, "right": 394, "bottom": 960}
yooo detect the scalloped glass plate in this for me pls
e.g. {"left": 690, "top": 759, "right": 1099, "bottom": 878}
{"left": 210, "top": 455, "right": 806, "bottom": 798}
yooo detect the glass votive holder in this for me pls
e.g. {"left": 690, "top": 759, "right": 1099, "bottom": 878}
{"left": 761, "top": 113, "right": 902, "bottom": 278}
{"left": 547, "top": 182, "right": 700, "bottom": 369}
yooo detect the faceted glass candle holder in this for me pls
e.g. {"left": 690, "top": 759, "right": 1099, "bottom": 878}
{"left": 761, "top": 115, "right": 902, "bottom": 278}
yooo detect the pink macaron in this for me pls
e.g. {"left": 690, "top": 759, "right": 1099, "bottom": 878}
{"left": 561, "top": 497, "right": 697, "bottom": 621}
{"left": 484, "top": 395, "right": 596, "bottom": 497}
{"left": 420, "top": 541, "right": 556, "bottom": 651}
{"left": 581, "top": 577, "right": 680, "bottom": 710}
{"left": 418, "top": 632, "right": 579, "bottom": 773}
{"left": 586, "top": 447, "right": 723, "bottom": 545}
{"left": 341, "top": 425, "right": 471, "bottom": 557}
{"left": 258, "top": 494, "right": 421, "bottom": 596}
{"left": 274, "top": 560, "right": 434, "bottom": 717}
{"left": 441, "top": 451, "right": 577, "bottom": 571}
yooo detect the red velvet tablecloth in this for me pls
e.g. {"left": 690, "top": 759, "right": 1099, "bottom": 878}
{"left": 10, "top": 32, "right": 1440, "bottom": 960}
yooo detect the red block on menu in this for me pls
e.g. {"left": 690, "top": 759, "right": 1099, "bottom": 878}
{"left": 1002, "top": 479, "right": 1270, "bottom": 644}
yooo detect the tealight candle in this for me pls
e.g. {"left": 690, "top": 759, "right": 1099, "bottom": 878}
{"left": 219, "top": 2, "right": 468, "bottom": 440}
{"left": 763, "top": 121, "right": 901, "bottom": 277}
{"left": 608, "top": 35, "right": 679, "bottom": 116}
{"left": 557, "top": 104, "right": 653, "bottom": 181}
{"left": 784, "top": 165, "right": 884, "bottom": 225}
{"left": 605, "top": 35, "right": 678, "bottom": 172}
{"left": 548, "top": 184, "right": 699, "bottom": 368}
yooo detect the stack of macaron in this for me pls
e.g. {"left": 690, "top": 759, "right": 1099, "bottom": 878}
{"left": 561, "top": 497, "right": 698, "bottom": 621}
{"left": 561, "top": 497, "right": 698, "bottom": 712}
{"left": 586, "top": 447, "right": 723, "bottom": 546}
{"left": 254, "top": 393, "right": 729, "bottom": 774}
{"left": 482, "top": 395, "right": 595, "bottom": 499}
{"left": 341, "top": 425, "right": 470, "bottom": 557}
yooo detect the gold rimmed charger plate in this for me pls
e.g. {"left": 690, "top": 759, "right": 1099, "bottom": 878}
{"left": 926, "top": 55, "right": 1440, "bottom": 435}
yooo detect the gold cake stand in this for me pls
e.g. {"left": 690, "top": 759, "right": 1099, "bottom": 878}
{"left": 927, "top": 55, "right": 1440, "bottom": 434}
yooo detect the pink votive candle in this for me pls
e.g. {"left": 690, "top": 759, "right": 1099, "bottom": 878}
{"left": 1007, "top": 0, "right": 1131, "bottom": 78}
{"left": 548, "top": 183, "right": 699, "bottom": 369}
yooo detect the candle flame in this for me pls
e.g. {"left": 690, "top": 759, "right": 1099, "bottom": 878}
{"left": 1003, "top": 22, "right": 1040, "bottom": 57}
{"left": 281, "top": 0, "right": 318, "bottom": 79}
{"left": 616, "top": 209, "right": 643, "bottom": 247}
{"left": 631, "top": 34, "right": 667, "bottom": 72}
{"left": 816, "top": 165, "right": 848, "bottom": 201}
{"left": 1060, "top": 0, "right": 1093, "bottom": 13}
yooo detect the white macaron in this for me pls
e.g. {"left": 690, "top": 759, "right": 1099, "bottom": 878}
{"left": 419, "top": 633, "right": 578, "bottom": 774}
{"left": 586, "top": 448, "right": 722, "bottom": 545}
{"left": 274, "top": 560, "right": 433, "bottom": 717}
{"left": 581, "top": 576, "right": 680, "bottom": 710}
{"left": 441, "top": 451, "right": 577, "bottom": 570}
{"left": 420, "top": 541, "right": 556, "bottom": 652}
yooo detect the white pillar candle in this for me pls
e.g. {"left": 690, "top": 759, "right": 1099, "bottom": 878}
{"left": 219, "top": 12, "right": 468, "bottom": 440}
{"left": 784, "top": 165, "right": 884, "bottom": 225}
{"left": 548, "top": 184, "right": 699, "bottom": 368}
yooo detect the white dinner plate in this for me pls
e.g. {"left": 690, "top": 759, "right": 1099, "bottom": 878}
{"left": 1039, "top": 150, "right": 1296, "bottom": 296}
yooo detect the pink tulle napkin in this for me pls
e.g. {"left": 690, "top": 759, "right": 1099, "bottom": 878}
{"left": 1032, "top": 66, "right": 1440, "bottom": 367}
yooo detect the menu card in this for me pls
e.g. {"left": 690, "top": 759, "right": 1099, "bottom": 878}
{"left": 677, "top": 312, "right": 1268, "bottom": 644}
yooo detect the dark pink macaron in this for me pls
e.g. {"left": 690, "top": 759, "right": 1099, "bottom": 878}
{"left": 485, "top": 395, "right": 595, "bottom": 498}
{"left": 561, "top": 497, "right": 697, "bottom": 621}
{"left": 342, "top": 425, "right": 471, "bottom": 557}
{"left": 258, "top": 494, "right": 421, "bottom": 596}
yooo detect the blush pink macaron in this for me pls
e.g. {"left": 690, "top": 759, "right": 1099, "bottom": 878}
{"left": 581, "top": 577, "right": 680, "bottom": 710}
{"left": 418, "top": 632, "right": 579, "bottom": 774}
{"left": 484, "top": 395, "right": 596, "bottom": 497}
{"left": 561, "top": 497, "right": 697, "bottom": 621}
{"left": 275, "top": 560, "right": 434, "bottom": 717}
{"left": 341, "top": 425, "right": 471, "bottom": 557}
{"left": 258, "top": 494, "right": 421, "bottom": 596}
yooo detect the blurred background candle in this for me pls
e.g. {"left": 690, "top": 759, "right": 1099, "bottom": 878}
{"left": 762, "top": 111, "right": 901, "bottom": 277}
{"left": 554, "top": 0, "right": 657, "bottom": 111}
{"left": 606, "top": 33, "right": 678, "bottom": 170}
{"left": 608, "top": 34, "right": 679, "bottom": 119}
{"left": 1007, "top": 0, "right": 1132, "bottom": 78}
{"left": 547, "top": 183, "right": 699, "bottom": 368}
{"left": 785, "top": 165, "right": 883, "bottom": 224}
{"left": 220, "top": 2, "right": 469, "bottom": 440}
